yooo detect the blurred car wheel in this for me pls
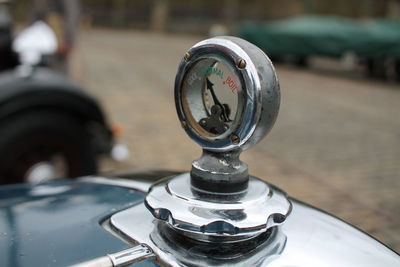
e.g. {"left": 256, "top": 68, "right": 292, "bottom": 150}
{"left": 0, "top": 111, "right": 97, "bottom": 185}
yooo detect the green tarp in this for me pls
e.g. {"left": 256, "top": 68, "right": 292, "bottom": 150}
{"left": 238, "top": 16, "right": 400, "bottom": 59}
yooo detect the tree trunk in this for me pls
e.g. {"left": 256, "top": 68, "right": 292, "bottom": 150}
{"left": 112, "top": 0, "right": 127, "bottom": 27}
{"left": 150, "top": 0, "right": 169, "bottom": 32}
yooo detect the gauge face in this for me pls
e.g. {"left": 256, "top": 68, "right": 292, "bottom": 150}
{"left": 176, "top": 37, "right": 280, "bottom": 152}
{"left": 181, "top": 57, "right": 242, "bottom": 138}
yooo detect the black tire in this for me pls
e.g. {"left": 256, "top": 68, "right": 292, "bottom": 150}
{"left": 294, "top": 56, "right": 309, "bottom": 68}
{"left": 365, "top": 58, "right": 386, "bottom": 79}
{"left": 395, "top": 60, "right": 400, "bottom": 83}
{"left": 0, "top": 111, "right": 97, "bottom": 185}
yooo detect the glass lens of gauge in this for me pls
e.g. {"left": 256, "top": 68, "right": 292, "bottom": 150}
{"left": 181, "top": 58, "right": 241, "bottom": 137}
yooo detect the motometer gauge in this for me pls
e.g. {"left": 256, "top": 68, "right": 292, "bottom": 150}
{"left": 146, "top": 37, "right": 291, "bottom": 244}
{"left": 175, "top": 36, "right": 280, "bottom": 152}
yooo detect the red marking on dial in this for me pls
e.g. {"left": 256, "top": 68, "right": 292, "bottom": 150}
{"left": 223, "top": 75, "right": 239, "bottom": 93}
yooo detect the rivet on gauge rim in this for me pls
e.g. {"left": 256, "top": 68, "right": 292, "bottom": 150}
{"left": 237, "top": 58, "right": 246, "bottom": 69}
{"left": 230, "top": 134, "right": 240, "bottom": 144}
{"left": 183, "top": 52, "right": 191, "bottom": 61}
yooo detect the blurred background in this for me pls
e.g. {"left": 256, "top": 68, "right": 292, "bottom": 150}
{"left": 2, "top": 0, "right": 399, "bottom": 252}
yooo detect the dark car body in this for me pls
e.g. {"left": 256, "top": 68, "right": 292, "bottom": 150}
{"left": 0, "top": 181, "right": 143, "bottom": 267}
{"left": 0, "top": 67, "right": 113, "bottom": 154}
{"left": 0, "top": 66, "right": 114, "bottom": 184}
{"left": 0, "top": 175, "right": 159, "bottom": 267}
{"left": 0, "top": 172, "right": 398, "bottom": 267}
{"left": 0, "top": 3, "right": 17, "bottom": 71}
{"left": 0, "top": 2, "right": 115, "bottom": 183}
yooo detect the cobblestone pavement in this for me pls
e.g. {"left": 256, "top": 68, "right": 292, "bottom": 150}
{"left": 73, "top": 29, "right": 400, "bottom": 252}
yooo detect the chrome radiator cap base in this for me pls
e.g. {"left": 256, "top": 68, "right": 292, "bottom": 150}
{"left": 145, "top": 172, "right": 292, "bottom": 242}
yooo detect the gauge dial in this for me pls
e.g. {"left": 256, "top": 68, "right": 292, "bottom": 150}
{"left": 175, "top": 36, "right": 280, "bottom": 152}
{"left": 181, "top": 57, "right": 242, "bottom": 138}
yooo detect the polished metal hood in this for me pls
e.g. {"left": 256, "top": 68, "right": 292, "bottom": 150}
{"left": 110, "top": 198, "right": 399, "bottom": 267}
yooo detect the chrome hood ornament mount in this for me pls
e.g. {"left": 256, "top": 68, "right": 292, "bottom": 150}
{"left": 145, "top": 36, "right": 291, "bottom": 243}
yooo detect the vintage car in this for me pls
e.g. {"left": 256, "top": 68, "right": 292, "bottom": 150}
{"left": 0, "top": 37, "right": 399, "bottom": 267}
{"left": 0, "top": 2, "right": 123, "bottom": 184}
{"left": 238, "top": 16, "right": 400, "bottom": 80}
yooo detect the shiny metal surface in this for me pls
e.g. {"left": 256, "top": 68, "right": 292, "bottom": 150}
{"left": 190, "top": 150, "right": 249, "bottom": 192}
{"left": 70, "top": 256, "right": 113, "bottom": 267}
{"left": 110, "top": 143, "right": 130, "bottom": 162}
{"left": 147, "top": 37, "right": 288, "bottom": 243}
{"left": 78, "top": 176, "right": 153, "bottom": 193}
{"left": 111, "top": 199, "right": 400, "bottom": 267}
{"left": 108, "top": 244, "right": 154, "bottom": 267}
{"left": 272, "top": 200, "right": 400, "bottom": 267}
{"left": 24, "top": 161, "right": 61, "bottom": 183}
{"left": 70, "top": 244, "right": 154, "bottom": 267}
{"left": 145, "top": 173, "right": 291, "bottom": 241}
{"left": 175, "top": 36, "right": 280, "bottom": 152}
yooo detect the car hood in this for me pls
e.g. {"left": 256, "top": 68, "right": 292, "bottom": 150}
{"left": 0, "top": 180, "right": 145, "bottom": 267}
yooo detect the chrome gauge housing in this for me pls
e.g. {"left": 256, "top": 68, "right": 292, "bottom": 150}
{"left": 145, "top": 36, "right": 291, "bottom": 244}
{"left": 175, "top": 36, "right": 280, "bottom": 152}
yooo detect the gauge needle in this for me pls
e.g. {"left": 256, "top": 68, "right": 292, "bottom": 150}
{"left": 206, "top": 78, "right": 230, "bottom": 122}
